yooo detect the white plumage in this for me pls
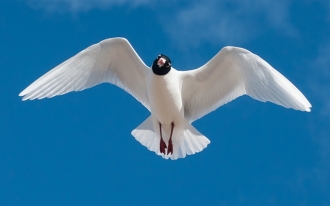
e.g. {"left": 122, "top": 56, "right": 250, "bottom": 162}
{"left": 19, "top": 37, "right": 311, "bottom": 160}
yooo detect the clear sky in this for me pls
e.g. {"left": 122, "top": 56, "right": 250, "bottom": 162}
{"left": 1, "top": 0, "right": 329, "bottom": 205}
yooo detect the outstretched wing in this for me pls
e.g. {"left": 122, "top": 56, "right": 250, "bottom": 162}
{"left": 181, "top": 46, "right": 311, "bottom": 123}
{"left": 19, "top": 37, "right": 150, "bottom": 110}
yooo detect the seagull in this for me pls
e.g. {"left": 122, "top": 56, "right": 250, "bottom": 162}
{"left": 19, "top": 37, "right": 312, "bottom": 160}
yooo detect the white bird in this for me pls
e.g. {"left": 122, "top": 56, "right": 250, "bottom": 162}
{"left": 19, "top": 37, "right": 312, "bottom": 160}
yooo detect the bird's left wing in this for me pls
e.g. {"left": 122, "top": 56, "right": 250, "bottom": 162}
{"left": 19, "top": 38, "right": 150, "bottom": 110}
{"left": 181, "top": 46, "right": 311, "bottom": 123}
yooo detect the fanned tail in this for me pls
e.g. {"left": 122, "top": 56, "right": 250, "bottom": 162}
{"left": 131, "top": 116, "right": 210, "bottom": 160}
{"left": 131, "top": 116, "right": 162, "bottom": 157}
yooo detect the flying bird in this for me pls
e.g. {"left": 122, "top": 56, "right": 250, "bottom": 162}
{"left": 19, "top": 37, "right": 311, "bottom": 160}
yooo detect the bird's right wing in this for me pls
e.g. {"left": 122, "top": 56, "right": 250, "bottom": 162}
{"left": 181, "top": 46, "right": 311, "bottom": 123}
{"left": 19, "top": 38, "right": 151, "bottom": 110}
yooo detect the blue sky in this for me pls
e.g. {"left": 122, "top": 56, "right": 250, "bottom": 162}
{"left": 1, "top": 0, "right": 329, "bottom": 205}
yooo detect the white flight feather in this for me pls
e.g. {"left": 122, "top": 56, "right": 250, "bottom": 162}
{"left": 180, "top": 46, "right": 311, "bottom": 123}
{"left": 19, "top": 38, "right": 150, "bottom": 110}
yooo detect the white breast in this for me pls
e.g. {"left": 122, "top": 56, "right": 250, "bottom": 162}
{"left": 147, "top": 68, "right": 183, "bottom": 125}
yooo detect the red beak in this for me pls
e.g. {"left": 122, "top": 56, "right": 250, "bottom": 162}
{"left": 158, "top": 58, "right": 165, "bottom": 65}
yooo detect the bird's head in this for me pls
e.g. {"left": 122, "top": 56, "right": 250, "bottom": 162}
{"left": 152, "top": 54, "right": 172, "bottom": 75}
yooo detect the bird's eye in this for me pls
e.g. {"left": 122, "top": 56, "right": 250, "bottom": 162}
{"left": 157, "top": 54, "right": 161, "bottom": 59}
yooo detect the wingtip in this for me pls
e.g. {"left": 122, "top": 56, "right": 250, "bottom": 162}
{"left": 20, "top": 95, "right": 28, "bottom": 101}
{"left": 18, "top": 90, "right": 28, "bottom": 101}
{"left": 304, "top": 100, "right": 312, "bottom": 112}
{"left": 305, "top": 106, "right": 312, "bottom": 112}
{"left": 300, "top": 103, "right": 311, "bottom": 112}
{"left": 18, "top": 91, "right": 31, "bottom": 101}
{"left": 19, "top": 87, "right": 30, "bottom": 96}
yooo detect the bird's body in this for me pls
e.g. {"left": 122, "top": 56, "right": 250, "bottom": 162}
{"left": 19, "top": 37, "right": 312, "bottom": 160}
{"left": 148, "top": 68, "right": 183, "bottom": 127}
{"left": 147, "top": 68, "right": 188, "bottom": 156}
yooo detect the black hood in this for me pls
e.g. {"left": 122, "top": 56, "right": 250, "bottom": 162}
{"left": 152, "top": 54, "right": 172, "bottom": 76}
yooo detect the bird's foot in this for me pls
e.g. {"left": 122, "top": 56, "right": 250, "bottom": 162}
{"left": 167, "top": 139, "right": 173, "bottom": 155}
{"left": 166, "top": 122, "right": 174, "bottom": 155}
{"left": 160, "top": 138, "right": 167, "bottom": 154}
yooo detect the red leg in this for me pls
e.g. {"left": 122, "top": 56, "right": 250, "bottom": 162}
{"left": 167, "top": 122, "right": 174, "bottom": 155}
{"left": 159, "top": 123, "right": 167, "bottom": 154}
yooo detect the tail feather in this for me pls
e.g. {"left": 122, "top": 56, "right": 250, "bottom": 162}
{"left": 131, "top": 116, "right": 210, "bottom": 160}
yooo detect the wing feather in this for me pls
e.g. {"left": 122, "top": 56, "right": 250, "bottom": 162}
{"left": 181, "top": 46, "right": 311, "bottom": 123}
{"left": 19, "top": 38, "right": 150, "bottom": 110}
